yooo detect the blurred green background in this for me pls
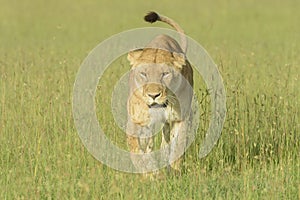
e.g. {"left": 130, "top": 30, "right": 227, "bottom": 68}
{"left": 0, "top": 0, "right": 299, "bottom": 199}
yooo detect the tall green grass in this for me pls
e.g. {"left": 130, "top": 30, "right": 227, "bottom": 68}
{"left": 1, "top": 0, "right": 299, "bottom": 199}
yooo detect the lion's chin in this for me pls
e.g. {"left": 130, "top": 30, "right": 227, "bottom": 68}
{"left": 148, "top": 102, "right": 168, "bottom": 109}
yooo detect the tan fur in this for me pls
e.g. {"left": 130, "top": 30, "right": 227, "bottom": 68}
{"left": 126, "top": 13, "right": 193, "bottom": 175}
{"left": 127, "top": 48, "right": 193, "bottom": 125}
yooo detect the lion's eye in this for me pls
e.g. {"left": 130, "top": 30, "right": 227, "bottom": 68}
{"left": 162, "top": 72, "right": 170, "bottom": 78}
{"left": 140, "top": 72, "right": 147, "bottom": 78}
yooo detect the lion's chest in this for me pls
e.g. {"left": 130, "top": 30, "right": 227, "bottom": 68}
{"left": 148, "top": 108, "right": 167, "bottom": 125}
{"left": 146, "top": 107, "right": 180, "bottom": 134}
{"left": 148, "top": 106, "right": 181, "bottom": 126}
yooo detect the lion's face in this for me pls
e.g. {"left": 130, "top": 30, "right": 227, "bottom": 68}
{"left": 133, "top": 63, "right": 181, "bottom": 108}
{"left": 128, "top": 48, "right": 186, "bottom": 109}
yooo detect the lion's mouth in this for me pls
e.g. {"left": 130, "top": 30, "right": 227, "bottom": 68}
{"left": 148, "top": 102, "right": 168, "bottom": 108}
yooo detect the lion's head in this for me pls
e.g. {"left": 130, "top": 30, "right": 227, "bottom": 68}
{"left": 127, "top": 37, "right": 193, "bottom": 126}
{"left": 128, "top": 48, "right": 187, "bottom": 108}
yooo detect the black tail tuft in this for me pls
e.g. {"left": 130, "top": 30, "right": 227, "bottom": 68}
{"left": 144, "top": 11, "right": 160, "bottom": 23}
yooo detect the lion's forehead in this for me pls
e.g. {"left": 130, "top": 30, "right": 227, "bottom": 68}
{"left": 135, "top": 63, "right": 173, "bottom": 73}
{"left": 136, "top": 49, "right": 176, "bottom": 64}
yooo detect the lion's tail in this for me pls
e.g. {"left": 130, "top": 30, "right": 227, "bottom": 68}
{"left": 144, "top": 11, "right": 187, "bottom": 54}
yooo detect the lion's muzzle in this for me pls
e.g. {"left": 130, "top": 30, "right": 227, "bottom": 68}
{"left": 143, "top": 83, "right": 167, "bottom": 107}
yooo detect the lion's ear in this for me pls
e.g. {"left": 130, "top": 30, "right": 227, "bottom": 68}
{"left": 172, "top": 52, "right": 186, "bottom": 70}
{"left": 127, "top": 49, "right": 143, "bottom": 66}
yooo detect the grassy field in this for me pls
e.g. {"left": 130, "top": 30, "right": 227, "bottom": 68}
{"left": 1, "top": 0, "right": 299, "bottom": 199}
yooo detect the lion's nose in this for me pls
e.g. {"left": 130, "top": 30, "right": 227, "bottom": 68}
{"left": 148, "top": 93, "right": 161, "bottom": 100}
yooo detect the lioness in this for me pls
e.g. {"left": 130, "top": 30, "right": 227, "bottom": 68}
{"left": 126, "top": 12, "right": 193, "bottom": 174}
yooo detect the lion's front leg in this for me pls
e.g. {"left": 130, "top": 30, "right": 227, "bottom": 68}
{"left": 169, "top": 120, "right": 188, "bottom": 172}
{"left": 126, "top": 120, "right": 140, "bottom": 153}
{"left": 126, "top": 120, "right": 154, "bottom": 153}
{"left": 126, "top": 120, "right": 158, "bottom": 173}
{"left": 161, "top": 122, "right": 170, "bottom": 148}
{"left": 138, "top": 130, "right": 154, "bottom": 154}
